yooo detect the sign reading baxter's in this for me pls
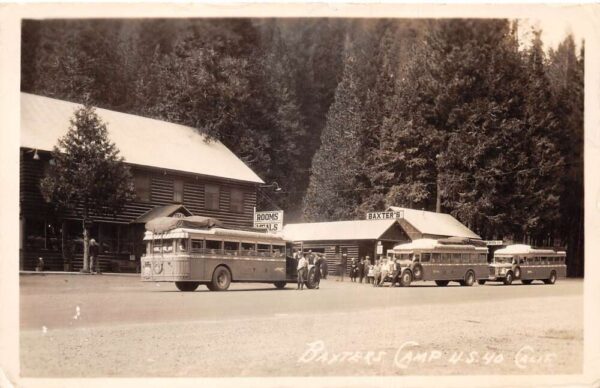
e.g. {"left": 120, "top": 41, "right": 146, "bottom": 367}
{"left": 366, "top": 211, "right": 404, "bottom": 221}
{"left": 253, "top": 209, "right": 284, "bottom": 232}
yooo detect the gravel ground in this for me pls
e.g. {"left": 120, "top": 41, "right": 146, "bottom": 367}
{"left": 20, "top": 275, "right": 583, "bottom": 377}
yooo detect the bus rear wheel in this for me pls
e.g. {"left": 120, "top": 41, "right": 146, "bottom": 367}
{"left": 521, "top": 279, "right": 533, "bottom": 285}
{"left": 544, "top": 271, "right": 557, "bottom": 285}
{"left": 503, "top": 271, "right": 514, "bottom": 285}
{"left": 400, "top": 270, "right": 412, "bottom": 287}
{"left": 274, "top": 281, "right": 287, "bottom": 289}
{"left": 461, "top": 271, "right": 475, "bottom": 287}
{"left": 211, "top": 266, "right": 231, "bottom": 291}
{"left": 175, "top": 281, "right": 200, "bottom": 292}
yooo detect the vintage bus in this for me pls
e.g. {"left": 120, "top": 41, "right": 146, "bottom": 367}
{"left": 141, "top": 216, "right": 316, "bottom": 291}
{"left": 485, "top": 244, "right": 567, "bottom": 285}
{"left": 386, "top": 238, "right": 489, "bottom": 287}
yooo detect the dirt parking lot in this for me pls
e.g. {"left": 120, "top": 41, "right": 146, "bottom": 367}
{"left": 20, "top": 274, "right": 583, "bottom": 377}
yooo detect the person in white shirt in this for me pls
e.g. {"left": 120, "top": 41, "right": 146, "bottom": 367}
{"left": 379, "top": 257, "right": 389, "bottom": 286}
{"left": 297, "top": 254, "right": 308, "bottom": 290}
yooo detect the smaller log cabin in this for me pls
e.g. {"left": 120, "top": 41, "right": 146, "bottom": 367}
{"left": 283, "top": 207, "right": 481, "bottom": 276}
{"left": 20, "top": 93, "right": 264, "bottom": 272}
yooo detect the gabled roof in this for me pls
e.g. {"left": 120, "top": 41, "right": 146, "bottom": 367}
{"left": 282, "top": 219, "right": 399, "bottom": 242}
{"left": 388, "top": 206, "right": 481, "bottom": 239}
{"left": 132, "top": 204, "right": 193, "bottom": 224}
{"left": 20, "top": 93, "right": 264, "bottom": 184}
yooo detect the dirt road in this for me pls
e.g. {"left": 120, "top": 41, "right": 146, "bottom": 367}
{"left": 20, "top": 274, "right": 583, "bottom": 377}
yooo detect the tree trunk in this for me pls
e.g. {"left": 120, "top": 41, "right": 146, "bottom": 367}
{"left": 82, "top": 218, "right": 90, "bottom": 272}
{"left": 435, "top": 175, "right": 441, "bottom": 213}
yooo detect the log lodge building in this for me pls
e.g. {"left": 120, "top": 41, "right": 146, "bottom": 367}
{"left": 20, "top": 93, "right": 264, "bottom": 272}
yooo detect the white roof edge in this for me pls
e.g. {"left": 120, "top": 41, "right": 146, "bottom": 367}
{"left": 494, "top": 244, "right": 566, "bottom": 256}
{"left": 392, "top": 238, "right": 485, "bottom": 251}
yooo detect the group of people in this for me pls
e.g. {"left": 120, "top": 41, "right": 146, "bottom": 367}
{"left": 293, "top": 250, "right": 327, "bottom": 290}
{"left": 348, "top": 256, "right": 403, "bottom": 287}
{"left": 292, "top": 250, "right": 405, "bottom": 289}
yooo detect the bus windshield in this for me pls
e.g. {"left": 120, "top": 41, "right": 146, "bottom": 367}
{"left": 494, "top": 256, "right": 512, "bottom": 264}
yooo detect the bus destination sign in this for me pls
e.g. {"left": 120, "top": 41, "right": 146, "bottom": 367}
{"left": 253, "top": 209, "right": 284, "bottom": 232}
{"left": 366, "top": 211, "right": 404, "bottom": 220}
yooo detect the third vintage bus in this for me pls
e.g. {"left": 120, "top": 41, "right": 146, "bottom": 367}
{"left": 485, "top": 244, "right": 567, "bottom": 285}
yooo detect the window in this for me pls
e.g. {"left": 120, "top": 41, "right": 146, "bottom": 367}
{"left": 205, "top": 184, "right": 220, "bottom": 210}
{"left": 230, "top": 189, "right": 244, "bottom": 213}
{"left": 173, "top": 179, "right": 184, "bottom": 203}
{"left": 135, "top": 174, "right": 151, "bottom": 202}
{"left": 241, "top": 242, "right": 256, "bottom": 255}
{"left": 257, "top": 244, "right": 270, "bottom": 256}
{"left": 421, "top": 253, "right": 431, "bottom": 262}
{"left": 431, "top": 253, "right": 441, "bottom": 263}
{"left": 452, "top": 253, "right": 461, "bottom": 263}
{"left": 191, "top": 240, "right": 204, "bottom": 251}
{"left": 178, "top": 239, "right": 188, "bottom": 252}
{"left": 206, "top": 240, "right": 222, "bottom": 252}
{"left": 224, "top": 241, "right": 239, "bottom": 254}
{"left": 273, "top": 245, "right": 285, "bottom": 256}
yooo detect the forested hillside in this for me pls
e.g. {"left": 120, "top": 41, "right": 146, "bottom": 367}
{"left": 21, "top": 18, "right": 584, "bottom": 276}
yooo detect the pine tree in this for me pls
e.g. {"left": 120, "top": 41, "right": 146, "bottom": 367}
{"left": 40, "top": 106, "right": 135, "bottom": 272}
{"left": 302, "top": 34, "right": 368, "bottom": 221}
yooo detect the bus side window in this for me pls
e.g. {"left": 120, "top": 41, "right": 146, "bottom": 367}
{"left": 257, "top": 243, "right": 270, "bottom": 256}
{"left": 480, "top": 254, "right": 487, "bottom": 263}
{"left": 241, "top": 242, "right": 256, "bottom": 255}
{"left": 224, "top": 241, "right": 239, "bottom": 255}
{"left": 431, "top": 253, "right": 440, "bottom": 263}
{"left": 206, "top": 240, "right": 222, "bottom": 253}
{"left": 191, "top": 239, "right": 203, "bottom": 252}
{"left": 422, "top": 253, "right": 431, "bottom": 263}
{"left": 452, "top": 253, "right": 461, "bottom": 264}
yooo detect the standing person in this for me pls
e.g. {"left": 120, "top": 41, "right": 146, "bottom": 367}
{"left": 350, "top": 258, "right": 357, "bottom": 282}
{"left": 297, "top": 253, "right": 308, "bottom": 290}
{"left": 373, "top": 259, "right": 381, "bottom": 287}
{"left": 379, "top": 257, "right": 389, "bottom": 287}
{"left": 308, "top": 250, "right": 315, "bottom": 265}
{"left": 89, "top": 238, "right": 99, "bottom": 274}
{"left": 366, "top": 261, "right": 374, "bottom": 284}
{"left": 313, "top": 254, "right": 322, "bottom": 289}
{"left": 321, "top": 255, "right": 328, "bottom": 279}
{"left": 358, "top": 258, "right": 365, "bottom": 283}
{"left": 339, "top": 253, "right": 348, "bottom": 282}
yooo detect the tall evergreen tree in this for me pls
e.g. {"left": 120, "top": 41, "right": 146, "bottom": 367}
{"left": 40, "top": 106, "right": 135, "bottom": 272}
{"left": 302, "top": 34, "right": 369, "bottom": 221}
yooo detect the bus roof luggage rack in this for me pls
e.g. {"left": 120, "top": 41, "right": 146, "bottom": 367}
{"left": 438, "top": 236, "right": 487, "bottom": 247}
{"left": 145, "top": 216, "right": 224, "bottom": 233}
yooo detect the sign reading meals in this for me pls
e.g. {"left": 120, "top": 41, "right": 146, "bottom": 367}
{"left": 253, "top": 209, "right": 284, "bottom": 232}
{"left": 366, "top": 210, "right": 404, "bottom": 221}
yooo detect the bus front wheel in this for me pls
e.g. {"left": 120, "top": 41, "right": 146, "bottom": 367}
{"left": 274, "top": 281, "right": 287, "bottom": 289}
{"left": 211, "top": 266, "right": 232, "bottom": 291}
{"left": 544, "top": 271, "right": 557, "bottom": 285}
{"left": 175, "top": 281, "right": 200, "bottom": 292}
{"left": 400, "top": 270, "right": 412, "bottom": 287}
{"left": 503, "top": 272, "right": 514, "bottom": 285}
